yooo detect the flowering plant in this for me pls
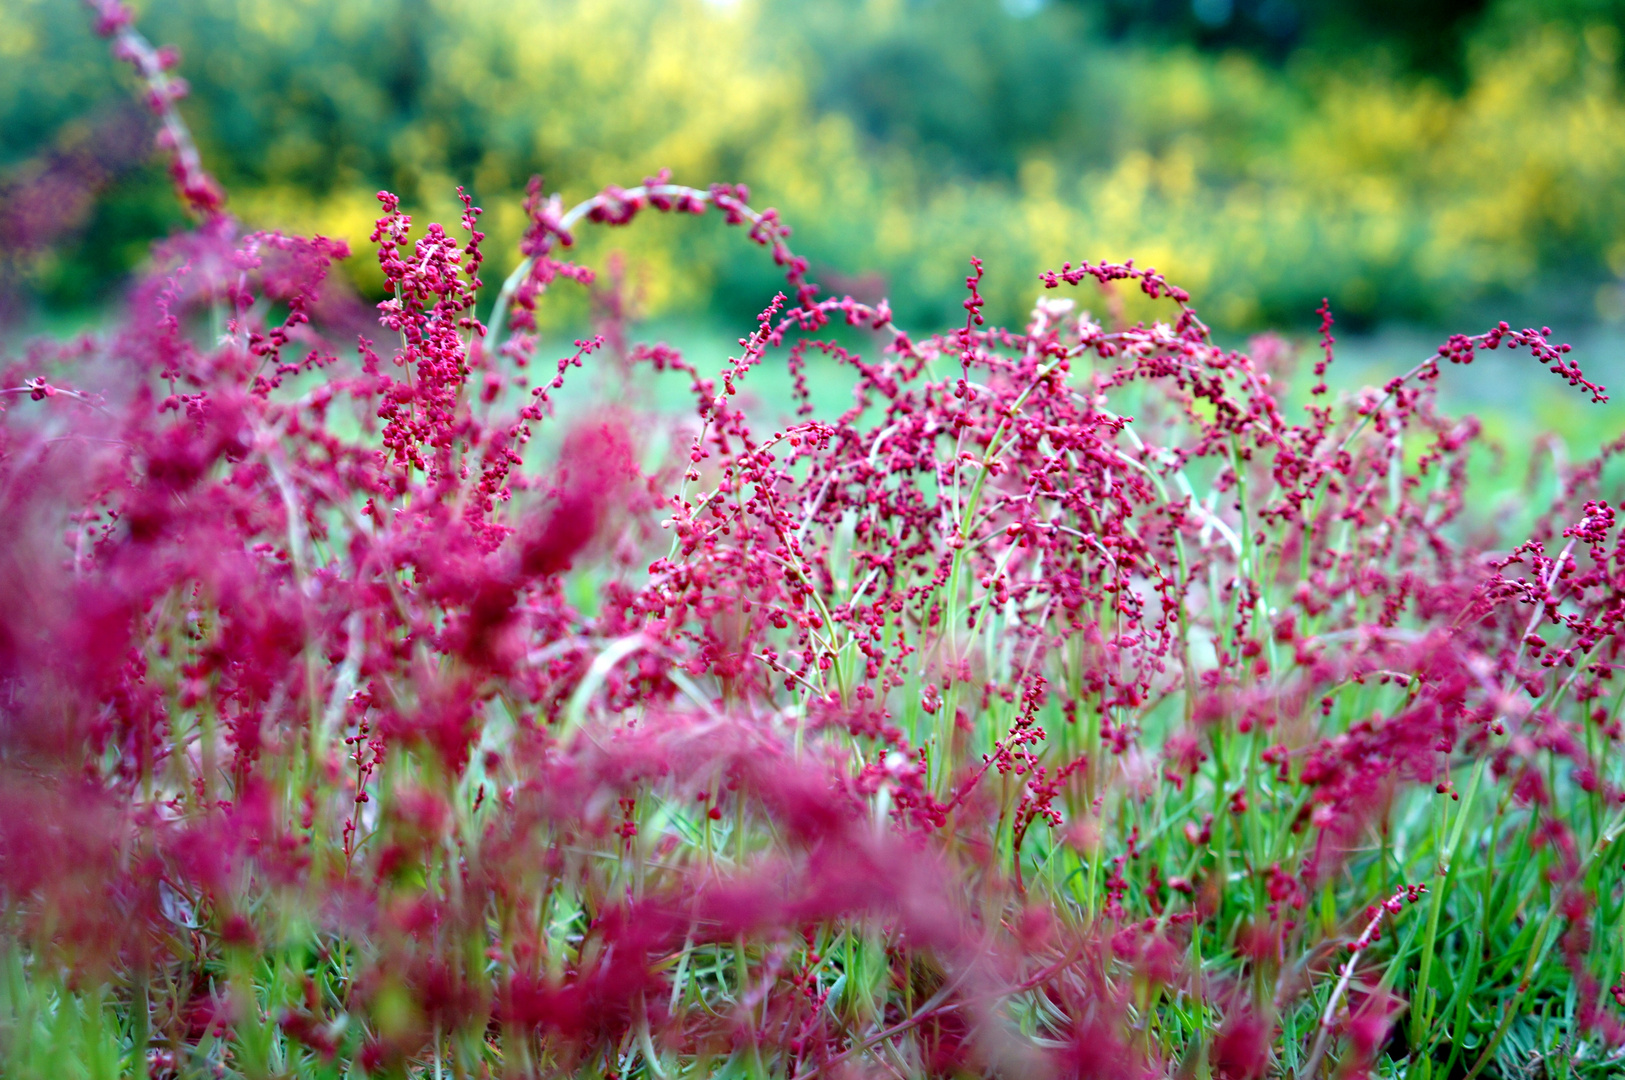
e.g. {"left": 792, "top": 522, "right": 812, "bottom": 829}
{"left": 4, "top": 5, "right": 1625, "bottom": 1079}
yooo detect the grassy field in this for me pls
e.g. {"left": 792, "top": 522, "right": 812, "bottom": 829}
{"left": 10, "top": 4, "right": 1625, "bottom": 1080}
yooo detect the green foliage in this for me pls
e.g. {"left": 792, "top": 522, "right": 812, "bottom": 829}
{"left": 6, "top": 0, "right": 1625, "bottom": 332}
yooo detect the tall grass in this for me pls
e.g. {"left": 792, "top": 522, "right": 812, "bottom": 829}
{"left": 3, "top": 6, "right": 1625, "bottom": 1079}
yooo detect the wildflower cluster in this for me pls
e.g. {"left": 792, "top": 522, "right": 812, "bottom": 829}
{"left": 3, "top": 7, "right": 1625, "bottom": 1079}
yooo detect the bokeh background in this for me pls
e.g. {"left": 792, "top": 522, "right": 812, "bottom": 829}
{"left": 6, "top": 0, "right": 1625, "bottom": 435}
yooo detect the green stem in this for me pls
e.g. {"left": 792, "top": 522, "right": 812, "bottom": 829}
{"left": 1409, "top": 754, "right": 1486, "bottom": 1067}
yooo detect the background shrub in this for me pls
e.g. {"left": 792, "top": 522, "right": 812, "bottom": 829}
{"left": 8, "top": 0, "right": 1625, "bottom": 332}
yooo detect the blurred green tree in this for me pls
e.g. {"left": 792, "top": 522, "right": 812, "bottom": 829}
{"left": 4, "top": 0, "right": 1625, "bottom": 335}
